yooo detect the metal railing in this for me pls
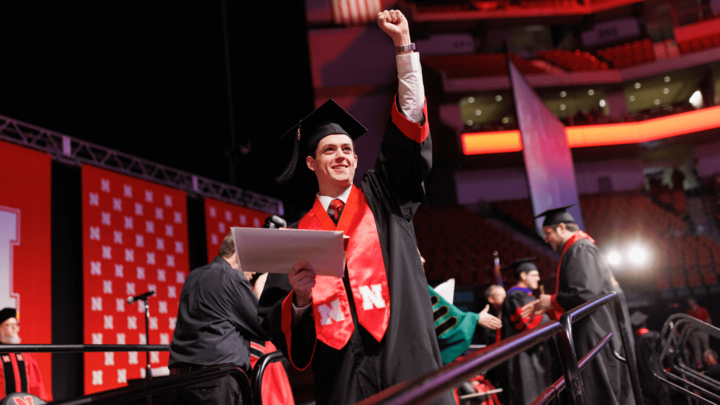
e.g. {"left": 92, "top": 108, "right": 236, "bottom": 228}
{"left": 653, "top": 314, "right": 720, "bottom": 404}
{"left": 0, "top": 344, "right": 254, "bottom": 404}
{"left": 0, "top": 344, "right": 169, "bottom": 353}
{"left": 0, "top": 114, "right": 284, "bottom": 215}
{"left": 49, "top": 364, "right": 251, "bottom": 405}
{"left": 250, "top": 351, "right": 286, "bottom": 405}
{"left": 354, "top": 292, "right": 644, "bottom": 405}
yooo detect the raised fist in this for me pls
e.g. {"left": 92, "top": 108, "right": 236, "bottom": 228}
{"left": 377, "top": 10, "right": 410, "bottom": 47}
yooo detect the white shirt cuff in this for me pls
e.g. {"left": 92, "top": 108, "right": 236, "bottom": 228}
{"left": 396, "top": 52, "right": 425, "bottom": 124}
{"left": 292, "top": 300, "right": 312, "bottom": 325}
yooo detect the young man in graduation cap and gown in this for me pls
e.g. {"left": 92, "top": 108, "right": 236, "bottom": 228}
{"left": 521, "top": 206, "right": 636, "bottom": 405}
{"left": 257, "top": 10, "right": 455, "bottom": 405}
{"left": 501, "top": 259, "right": 552, "bottom": 405}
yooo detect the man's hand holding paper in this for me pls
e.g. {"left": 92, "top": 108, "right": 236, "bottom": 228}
{"left": 232, "top": 227, "right": 346, "bottom": 278}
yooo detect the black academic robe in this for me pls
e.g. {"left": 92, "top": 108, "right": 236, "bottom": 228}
{"left": 258, "top": 98, "right": 454, "bottom": 405}
{"left": 501, "top": 287, "right": 552, "bottom": 405}
{"left": 554, "top": 238, "right": 635, "bottom": 405}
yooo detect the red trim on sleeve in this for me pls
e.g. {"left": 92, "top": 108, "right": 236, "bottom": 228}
{"left": 390, "top": 94, "right": 429, "bottom": 143}
{"left": 281, "top": 291, "right": 316, "bottom": 371}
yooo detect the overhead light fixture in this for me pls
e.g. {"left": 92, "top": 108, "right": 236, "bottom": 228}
{"left": 690, "top": 90, "right": 703, "bottom": 109}
{"left": 599, "top": 99, "right": 606, "bottom": 107}
{"left": 502, "top": 117, "right": 509, "bottom": 124}
{"left": 468, "top": 97, "right": 475, "bottom": 103}
{"left": 466, "top": 120, "right": 474, "bottom": 126}
{"left": 607, "top": 251, "right": 621, "bottom": 266}
{"left": 495, "top": 95, "right": 503, "bottom": 102}
{"left": 629, "top": 95, "right": 636, "bottom": 102}
{"left": 560, "top": 91, "right": 567, "bottom": 98}
{"left": 664, "top": 76, "right": 671, "bottom": 83}
{"left": 628, "top": 246, "right": 649, "bottom": 266}
{"left": 588, "top": 89, "right": 595, "bottom": 96}
{"left": 475, "top": 109, "right": 482, "bottom": 116}
{"left": 634, "top": 82, "right": 641, "bottom": 89}
{"left": 663, "top": 88, "right": 669, "bottom": 94}
{"left": 560, "top": 104, "right": 566, "bottom": 111}
{"left": 654, "top": 99, "right": 660, "bottom": 105}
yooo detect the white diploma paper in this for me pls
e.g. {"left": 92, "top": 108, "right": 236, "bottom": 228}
{"left": 232, "top": 227, "right": 345, "bottom": 278}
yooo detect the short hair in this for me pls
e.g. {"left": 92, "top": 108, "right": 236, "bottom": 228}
{"left": 218, "top": 233, "right": 235, "bottom": 258}
{"left": 555, "top": 222, "right": 579, "bottom": 232}
{"left": 484, "top": 284, "right": 501, "bottom": 299}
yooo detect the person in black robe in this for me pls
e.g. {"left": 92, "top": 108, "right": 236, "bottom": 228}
{"left": 168, "top": 233, "right": 268, "bottom": 404}
{"left": 523, "top": 206, "right": 636, "bottom": 405}
{"left": 257, "top": 10, "right": 454, "bottom": 405}
{"left": 501, "top": 258, "right": 552, "bottom": 405}
{"left": 630, "top": 311, "right": 672, "bottom": 405}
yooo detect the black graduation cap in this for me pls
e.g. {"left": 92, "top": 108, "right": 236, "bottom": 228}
{"left": 509, "top": 257, "right": 538, "bottom": 278}
{"left": 630, "top": 311, "right": 648, "bottom": 328}
{"left": 535, "top": 204, "right": 577, "bottom": 228}
{"left": 275, "top": 99, "right": 368, "bottom": 183}
{"left": 0, "top": 308, "right": 16, "bottom": 325}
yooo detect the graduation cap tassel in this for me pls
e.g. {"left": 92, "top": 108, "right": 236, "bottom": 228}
{"left": 275, "top": 126, "right": 301, "bottom": 183}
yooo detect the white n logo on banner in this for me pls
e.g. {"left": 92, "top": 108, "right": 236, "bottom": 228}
{"left": 0, "top": 207, "right": 20, "bottom": 312}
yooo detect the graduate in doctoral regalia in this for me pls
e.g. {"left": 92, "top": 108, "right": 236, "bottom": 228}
{"left": 501, "top": 258, "right": 552, "bottom": 405}
{"left": 257, "top": 10, "right": 455, "bottom": 405}
{"left": 522, "top": 206, "right": 636, "bottom": 405}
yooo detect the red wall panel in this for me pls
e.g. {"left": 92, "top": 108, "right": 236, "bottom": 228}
{"left": 81, "top": 165, "right": 189, "bottom": 394}
{"left": 204, "top": 199, "right": 268, "bottom": 263}
{"left": 0, "top": 141, "right": 53, "bottom": 399}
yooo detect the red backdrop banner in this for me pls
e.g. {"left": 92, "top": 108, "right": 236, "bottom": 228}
{"left": 81, "top": 165, "right": 189, "bottom": 394}
{"left": 204, "top": 199, "right": 268, "bottom": 263}
{"left": 0, "top": 141, "right": 53, "bottom": 399}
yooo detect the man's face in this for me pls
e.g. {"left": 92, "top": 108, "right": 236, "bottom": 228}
{"left": 688, "top": 299, "right": 697, "bottom": 310}
{"left": 543, "top": 226, "right": 565, "bottom": 253}
{"left": 488, "top": 287, "right": 506, "bottom": 311}
{"left": 0, "top": 318, "right": 20, "bottom": 344}
{"left": 307, "top": 134, "right": 358, "bottom": 191}
{"left": 522, "top": 270, "right": 541, "bottom": 290}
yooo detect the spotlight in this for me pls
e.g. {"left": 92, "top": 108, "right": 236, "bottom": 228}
{"left": 468, "top": 97, "right": 475, "bottom": 103}
{"left": 599, "top": 99, "right": 606, "bottom": 107}
{"left": 628, "top": 246, "right": 648, "bottom": 266}
{"left": 495, "top": 95, "right": 503, "bottom": 102}
{"left": 607, "top": 251, "right": 622, "bottom": 266}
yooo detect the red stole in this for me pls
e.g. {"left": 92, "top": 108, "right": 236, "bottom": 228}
{"left": 549, "top": 231, "right": 595, "bottom": 318}
{"left": 297, "top": 185, "right": 390, "bottom": 350}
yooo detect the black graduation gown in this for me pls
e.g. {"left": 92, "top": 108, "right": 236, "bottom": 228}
{"left": 258, "top": 99, "right": 454, "bottom": 405}
{"left": 555, "top": 238, "right": 635, "bottom": 405}
{"left": 501, "top": 287, "right": 552, "bottom": 405}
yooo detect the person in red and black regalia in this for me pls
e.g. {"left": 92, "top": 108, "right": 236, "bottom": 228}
{"left": 257, "top": 9, "right": 454, "bottom": 405}
{"left": 500, "top": 258, "right": 552, "bottom": 405}
{"left": 0, "top": 308, "right": 48, "bottom": 400}
{"left": 521, "top": 206, "right": 636, "bottom": 405}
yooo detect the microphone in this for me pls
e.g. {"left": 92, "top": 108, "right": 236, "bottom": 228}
{"left": 127, "top": 291, "right": 156, "bottom": 304}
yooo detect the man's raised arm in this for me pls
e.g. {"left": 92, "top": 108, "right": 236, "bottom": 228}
{"left": 378, "top": 10, "right": 425, "bottom": 124}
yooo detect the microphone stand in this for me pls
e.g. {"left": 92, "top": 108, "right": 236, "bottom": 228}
{"left": 141, "top": 298, "right": 152, "bottom": 382}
